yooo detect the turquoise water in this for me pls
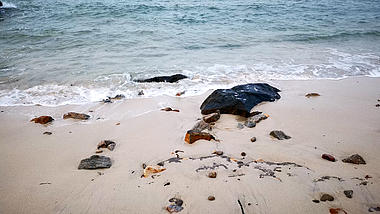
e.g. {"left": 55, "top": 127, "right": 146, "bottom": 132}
{"left": 1, "top": 0, "right": 380, "bottom": 105}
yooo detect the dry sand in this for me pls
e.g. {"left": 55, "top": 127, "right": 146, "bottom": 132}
{"left": 0, "top": 77, "right": 379, "bottom": 214}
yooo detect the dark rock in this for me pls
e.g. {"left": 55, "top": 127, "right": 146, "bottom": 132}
{"left": 161, "top": 107, "right": 180, "bottom": 112}
{"left": 97, "top": 140, "right": 116, "bottom": 151}
{"left": 142, "top": 163, "right": 147, "bottom": 169}
{"left": 78, "top": 155, "right": 112, "bottom": 169}
{"left": 241, "top": 152, "right": 246, "bottom": 156}
{"left": 136, "top": 74, "right": 188, "bottom": 83}
{"left": 203, "top": 112, "right": 220, "bottom": 123}
{"left": 270, "top": 130, "right": 291, "bottom": 140}
{"left": 176, "top": 91, "right": 185, "bottom": 96}
{"left": 250, "top": 137, "right": 257, "bottom": 142}
{"left": 365, "top": 175, "right": 372, "bottom": 179}
{"left": 376, "top": 104, "right": 380, "bottom": 107}
{"left": 112, "top": 94, "right": 125, "bottom": 100}
{"left": 184, "top": 130, "right": 215, "bottom": 144}
{"left": 208, "top": 171, "right": 217, "bottom": 178}
{"left": 191, "top": 120, "right": 211, "bottom": 132}
{"left": 320, "top": 194, "right": 334, "bottom": 202}
{"left": 237, "top": 123, "right": 244, "bottom": 129}
{"left": 330, "top": 208, "right": 348, "bottom": 214}
{"left": 31, "top": 116, "right": 54, "bottom": 124}
{"left": 244, "top": 121, "right": 256, "bottom": 128}
{"left": 342, "top": 154, "right": 366, "bottom": 164}
{"left": 213, "top": 151, "right": 223, "bottom": 156}
{"left": 369, "top": 207, "right": 380, "bottom": 212}
{"left": 200, "top": 83, "right": 281, "bottom": 117}
{"left": 43, "top": 131, "right": 52, "bottom": 135}
{"left": 322, "top": 154, "right": 336, "bottom": 162}
{"left": 245, "top": 113, "right": 269, "bottom": 128}
{"left": 102, "top": 97, "right": 112, "bottom": 103}
{"left": 305, "top": 93, "right": 320, "bottom": 98}
{"left": 0, "top": 1, "right": 3, "bottom": 7}
{"left": 166, "top": 204, "right": 183, "bottom": 213}
{"left": 95, "top": 150, "right": 102, "bottom": 153}
{"left": 138, "top": 90, "right": 144, "bottom": 96}
{"left": 164, "top": 182, "right": 170, "bottom": 186}
{"left": 169, "top": 198, "right": 183, "bottom": 207}
{"left": 208, "top": 196, "right": 215, "bottom": 201}
{"left": 312, "top": 199, "right": 320, "bottom": 203}
{"left": 343, "top": 190, "right": 353, "bottom": 198}
{"left": 63, "top": 112, "right": 90, "bottom": 120}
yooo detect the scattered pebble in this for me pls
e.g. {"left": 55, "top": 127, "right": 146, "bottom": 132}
{"left": 213, "top": 151, "right": 223, "bottom": 155}
{"left": 208, "top": 196, "right": 215, "bottom": 201}
{"left": 312, "top": 199, "right": 320, "bottom": 203}
{"left": 176, "top": 91, "right": 185, "bottom": 96}
{"left": 63, "top": 112, "right": 90, "bottom": 120}
{"left": 142, "top": 163, "right": 147, "bottom": 169}
{"left": 116, "top": 122, "right": 120, "bottom": 125}
{"left": 322, "top": 154, "right": 336, "bottom": 162}
{"left": 305, "top": 93, "right": 320, "bottom": 98}
{"left": 376, "top": 104, "right": 380, "bottom": 107}
{"left": 164, "top": 182, "right": 170, "bottom": 186}
{"left": 30, "top": 116, "right": 54, "bottom": 124}
{"left": 138, "top": 90, "right": 144, "bottom": 96}
{"left": 97, "top": 140, "right": 116, "bottom": 151}
{"left": 167, "top": 198, "right": 184, "bottom": 213}
{"left": 95, "top": 150, "right": 103, "bottom": 153}
{"left": 237, "top": 123, "right": 244, "bottom": 129}
{"left": 343, "top": 190, "right": 353, "bottom": 198}
{"left": 369, "top": 207, "right": 380, "bottom": 212}
{"left": 329, "top": 208, "right": 348, "bottom": 214}
{"left": 43, "top": 131, "right": 52, "bottom": 135}
{"left": 241, "top": 152, "right": 246, "bottom": 156}
{"left": 250, "top": 137, "right": 256, "bottom": 142}
{"left": 270, "top": 130, "right": 291, "bottom": 140}
{"left": 342, "top": 154, "right": 366, "bottom": 164}
{"left": 208, "top": 171, "right": 217, "bottom": 178}
{"left": 320, "top": 194, "right": 334, "bottom": 202}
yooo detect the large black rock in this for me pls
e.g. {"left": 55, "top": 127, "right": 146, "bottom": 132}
{"left": 136, "top": 74, "right": 188, "bottom": 83}
{"left": 78, "top": 155, "right": 112, "bottom": 170}
{"left": 200, "top": 83, "right": 281, "bottom": 117}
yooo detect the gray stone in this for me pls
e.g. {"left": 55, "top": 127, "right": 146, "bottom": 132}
{"left": 78, "top": 155, "right": 112, "bottom": 170}
{"left": 244, "top": 121, "right": 256, "bottom": 128}
{"left": 237, "top": 123, "right": 244, "bottom": 129}
{"left": 342, "top": 154, "right": 366, "bottom": 164}
{"left": 270, "top": 130, "right": 291, "bottom": 140}
{"left": 344, "top": 190, "right": 353, "bottom": 198}
{"left": 320, "top": 194, "right": 334, "bottom": 202}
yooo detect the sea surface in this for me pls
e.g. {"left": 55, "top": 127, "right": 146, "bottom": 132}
{"left": 1, "top": 0, "right": 380, "bottom": 106}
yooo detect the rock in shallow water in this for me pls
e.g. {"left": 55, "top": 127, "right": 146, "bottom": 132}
{"left": 270, "top": 130, "right": 291, "bottom": 140}
{"left": 78, "top": 155, "right": 112, "bottom": 170}
{"left": 200, "top": 83, "right": 281, "bottom": 117}
{"left": 63, "top": 112, "right": 90, "bottom": 120}
{"left": 342, "top": 154, "right": 366, "bottom": 164}
{"left": 136, "top": 74, "right": 188, "bottom": 83}
{"left": 31, "top": 116, "right": 54, "bottom": 124}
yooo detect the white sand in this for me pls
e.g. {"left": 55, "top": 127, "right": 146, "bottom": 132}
{"left": 0, "top": 77, "right": 379, "bottom": 214}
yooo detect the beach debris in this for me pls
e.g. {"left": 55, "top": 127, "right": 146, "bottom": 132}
{"left": 342, "top": 154, "right": 366, "bottom": 164}
{"left": 142, "top": 165, "right": 166, "bottom": 178}
{"left": 369, "top": 207, "right": 380, "bottom": 212}
{"left": 208, "top": 196, "right": 215, "bottom": 201}
{"left": 250, "top": 137, "right": 257, "bottom": 142}
{"left": 184, "top": 130, "right": 215, "bottom": 144}
{"left": 164, "top": 182, "right": 170, "bottom": 186}
{"left": 320, "top": 194, "right": 334, "bottom": 202}
{"left": 142, "top": 163, "right": 147, "bottom": 169}
{"left": 305, "top": 93, "right": 320, "bottom": 98}
{"left": 166, "top": 197, "right": 184, "bottom": 213}
{"left": 137, "top": 74, "right": 188, "bottom": 83}
{"left": 329, "top": 208, "right": 348, "bottom": 214}
{"left": 78, "top": 155, "right": 112, "bottom": 170}
{"left": 200, "top": 83, "right": 281, "bottom": 117}
{"left": 237, "top": 199, "right": 245, "bottom": 214}
{"left": 237, "top": 123, "right": 244, "bottom": 129}
{"left": 202, "top": 111, "right": 220, "bottom": 123}
{"left": 161, "top": 107, "right": 180, "bottom": 112}
{"left": 241, "top": 152, "right": 246, "bottom": 157}
{"left": 63, "top": 112, "right": 90, "bottom": 120}
{"left": 43, "top": 131, "right": 52, "bottom": 135}
{"left": 314, "top": 176, "right": 343, "bottom": 182}
{"left": 343, "top": 190, "right": 353, "bottom": 198}
{"left": 208, "top": 171, "right": 217, "bottom": 178}
{"left": 138, "top": 90, "right": 144, "bottom": 96}
{"left": 176, "top": 91, "right": 185, "bottom": 96}
{"left": 322, "top": 154, "right": 336, "bottom": 162}
{"left": 39, "top": 182, "right": 51, "bottom": 185}
{"left": 270, "top": 130, "right": 291, "bottom": 140}
{"left": 116, "top": 122, "right": 120, "bottom": 125}
{"left": 213, "top": 151, "right": 223, "bottom": 155}
{"left": 245, "top": 112, "right": 269, "bottom": 128}
{"left": 97, "top": 140, "right": 116, "bottom": 151}
{"left": 312, "top": 200, "right": 320, "bottom": 203}
{"left": 31, "top": 116, "right": 54, "bottom": 124}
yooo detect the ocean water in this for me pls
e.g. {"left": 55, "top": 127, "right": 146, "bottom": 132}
{"left": 1, "top": 0, "right": 380, "bottom": 106}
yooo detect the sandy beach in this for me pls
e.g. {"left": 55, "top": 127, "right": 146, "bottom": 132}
{"left": 0, "top": 77, "right": 379, "bottom": 214}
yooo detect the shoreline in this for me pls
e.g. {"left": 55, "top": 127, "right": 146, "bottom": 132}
{"left": 0, "top": 76, "right": 380, "bottom": 213}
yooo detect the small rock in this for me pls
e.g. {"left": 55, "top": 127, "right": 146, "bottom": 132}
{"left": 369, "top": 207, "right": 380, "bottom": 212}
{"left": 95, "top": 150, "right": 103, "bottom": 153}
{"left": 208, "top": 196, "right": 215, "bottom": 201}
{"left": 97, "top": 140, "right": 116, "bottom": 151}
{"left": 237, "top": 123, "right": 244, "bottom": 129}
{"left": 208, "top": 171, "right": 217, "bottom": 178}
{"left": 329, "top": 208, "right": 348, "bottom": 214}
{"left": 191, "top": 120, "right": 211, "bottom": 132}
{"left": 343, "top": 190, "right": 353, "bottom": 198}
{"left": 116, "top": 122, "right": 120, "bottom": 125}
{"left": 270, "top": 130, "right": 291, "bottom": 140}
{"left": 245, "top": 113, "right": 269, "bottom": 128}
{"left": 305, "top": 93, "right": 320, "bottom": 98}
{"left": 213, "top": 151, "right": 223, "bottom": 156}
{"left": 63, "top": 112, "right": 90, "bottom": 120}
{"left": 136, "top": 74, "right": 188, "bottom": 83}
{"left": 164, "top": 182, "right": 170, "bottom": 186}
{"left": 342, "top": 154, "right": 366, "bottom": 164}
{"left": 322, "top": 154, "right": 336, "bottom": 162}
{"left": 161, "top": 107, "right": 180, "bottom": 112}
{"left": 78, "top": 155, "right": 112, "bottom": 170}
{"left": 250, "top": 137, "right": 257, "bottom": 142}
{"left": 112, "top": 94, "right": 125, "bottom": 100}
{"left": 184, "top": 130, "right": 215, "bottom": 144}
{"left": 30, "top": 116, "right": 54, "bottom": 124}
{"left": 376, "top": 104, "right": 380, "bottom": 107}
{"left": 142, "top": 163, "right": 147, "bottom": 169}
{"left": 202, "top": 112, "right": 220, "bottom": 123}
{"left": 176, "top": 91, "right": 185, "bottom": 96}
{"left": 138, "top": 90, "right": 144, "bottom": 96}
{"left": 157, "top": 162, "right": 165, "bottom": 167}
{"left": 244, "top": 121, "right": 256, "bottom": 128}
{"left": 365, "top": 175, "right": 372, "bottom": 179}
{"left": 43, "top": 131, "right": 52, "bottom": 135}
{"left": 143, "top": 165, "right": 166, "bottom": 178}
{"left": 312, "top": 199, "right": 320, "bottom": 203}
{"left": 320, "top": 194, "right": 334, "bottom": 202}
{"left": 241, "top": 152, "right": 246, "bottom": 156}
{"left": 166, "top": 204, "right": 183, "bottom": 213}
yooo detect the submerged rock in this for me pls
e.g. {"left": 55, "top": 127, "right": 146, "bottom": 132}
{"left": 184, "top": 130, "right": 215, "bottom": 144}
{"left": 31, "top": 116, "right": 54, "bottom": 124}
{"left": 305, "top": 93, "right": 320, "bottom": 98}
{"left": 343, "top": 190, "right": 353, "bottom": 198}
{"left": 322, "top": 154, "right": 336, "bottom": 162}
{"left": 97, "top": 140, "right": 116, "bottom": 151}
{"left": 200, "top": 83, "right": 280, "bottom": 117}
{"left": 136, "top": 74, "right": 188, "bottom": 83}
{"left": 270, "top": 130, "right": 291, "bottom": 140}
{"left": 342, "top": 154, "right": 366, "bottom": 164}
{"left": 63, "top": 112, "right": 90, "bottom": 120}
{"left": 203, "top": 112, "right": 220, "bottom": 123}
{"left": 320, "top": 194, "right": 334, "bottom": 202}
{"left": 78, "top": 155, "right": 112, "bottom": 169}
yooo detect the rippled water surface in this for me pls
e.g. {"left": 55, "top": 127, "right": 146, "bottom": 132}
{"left": 1, "top": 0, "right": 380, "bottom": 105}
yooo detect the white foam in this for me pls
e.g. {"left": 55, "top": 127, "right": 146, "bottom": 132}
{"left": 0, "top": 2, "right": 17, "bottom": 8}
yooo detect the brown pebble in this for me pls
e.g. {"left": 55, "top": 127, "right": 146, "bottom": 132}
{"left": 322, "top": 154, "right": 336, "bottom": 162}
{"left": 208, "top": 171, "right": 217, "bottom": 178}
{"left": 241, "top": 152, "right": 246, "bottom": 156}
{"left": 95, "top": 150, "right": 103, "bottom": 153}
{"left": 213, "top": 151, "right": 223, "bottom": 155}
{"left": 208, "top": 196, "right": 215, "bottom": 201}
{"left": 250, "top": 137, "right": 256, "bottom": 142}
{"left": 116, "top": 122, "right": 120, "bottom": 125}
